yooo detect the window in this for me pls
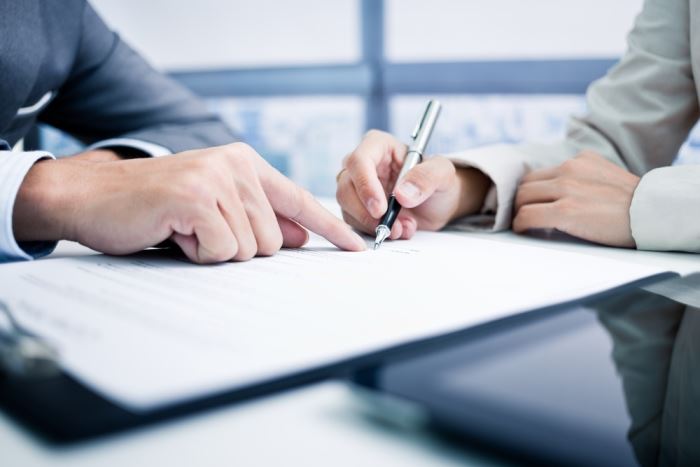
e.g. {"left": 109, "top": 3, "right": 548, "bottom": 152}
{"left": 390, "top": 94, "right": 586, "bottom": 156}
{"left": 385, "top": 0, "right": 642, "bottom": 62}
{"left": 44, "top": 0, "right": 698, "bottom": 195}
{"left": 92, "top": 0, "right": 361, "bottom": 70}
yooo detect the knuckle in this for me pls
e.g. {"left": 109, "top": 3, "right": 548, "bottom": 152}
{"left": 364, "top": 129, "right": 389, "bottom": 140}
{"left": 217, "top": 247, "right": 237, "bottom": 263}
{"left": 188, "top": 154, "right": 228, "bottom": 181}
{"left": 259, "top": 240, "right": 282, "bottom": 257}
{"left": 255, "top": 245, "right": 274, "bottom": 258}
{"left": 556, "top": 178, "right": 575, "bottom": 197}
{"left": 175, "top": 173, "right": 214, "bottom": 206}
{"left": 553, "top": 200, "right": 576, "bottom": 231}
{"left": 353, "top": 175, "right": 374, "bottom": 196}
{"left": 288, "top": 188, "right": 313, "bottom": 221}
{"left": 232, "top": 153, "right": 257, "bottom": 172}
{"left": 186, "top": 155, "right": 215, "bottom": 177}
{"left": 235, "top": 239, "right": 257, "bottom": 261}
{"left": 256, "top": 223, "right": 283, "bottom": 256}
{"left": 258, "top": 233, "right": 283, "bottom": 257}
{"left": 224, "top": 143, "right": 260, "bottom": 168}
{"left": 554, "top": 198, "right": 576, "bottom": 217}
{"left": 205, "top": 243, "right": 237, "bottom": 264}
{"left": 236, "top": 180, "right": 259, "bottom": 205}
{"left": 345, "top": 154, "right": 363, "bottom": 172}
{"left": 560, "top": 159, "right": 580, "bottom": 174}
{"left": 335, "top": 181, "right": 353, "bottom": 205}
{"left": 227, "top": 142, "right": 254, "bottom": 157}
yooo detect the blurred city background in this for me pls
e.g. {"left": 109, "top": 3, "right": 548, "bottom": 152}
{"left": 41, "top": 0, "right": 700, "bottom": 197}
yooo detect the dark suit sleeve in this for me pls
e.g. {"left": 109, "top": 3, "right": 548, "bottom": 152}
{"left": 39, "top": 2, "right": 237, "bottom": 153}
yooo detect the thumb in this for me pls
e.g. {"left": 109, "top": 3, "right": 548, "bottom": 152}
{"left": 394, "top": 157, "right": 456, "bottom": 208}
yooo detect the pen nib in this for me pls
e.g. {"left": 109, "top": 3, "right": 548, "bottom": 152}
{"left": 373, "top": 225, "right": 390, "bottom": 250}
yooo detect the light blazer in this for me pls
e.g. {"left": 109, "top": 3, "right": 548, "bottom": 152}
{"left": 452, "top": 0, "right": 700, "bottom": 253}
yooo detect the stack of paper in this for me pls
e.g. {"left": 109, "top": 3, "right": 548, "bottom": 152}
{"left": 0, "top": 232, "right": 667, "bottom": 411}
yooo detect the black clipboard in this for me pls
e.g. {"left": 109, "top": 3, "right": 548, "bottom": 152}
{"left": 0, "top": 272, "right": 676, "bottom": 444}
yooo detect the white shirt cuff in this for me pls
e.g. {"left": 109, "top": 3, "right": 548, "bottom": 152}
{"left": 0, "top": 150, "right": 56, "bottom": 261}
{"left": 448, "top": 144, "right": 528, "bottom": 231}
{"left": 88, "top": 138, "right": 172, "bottom": 157}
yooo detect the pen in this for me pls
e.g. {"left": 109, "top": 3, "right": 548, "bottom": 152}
{"left": 374, "top": 100, "right": 442, "bottom": 250}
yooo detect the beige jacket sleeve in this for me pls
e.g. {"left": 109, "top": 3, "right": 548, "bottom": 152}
{"left": 449, "top": 0, "right": 700, "bottom": 252}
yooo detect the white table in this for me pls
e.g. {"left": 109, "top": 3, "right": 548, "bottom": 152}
{"left": 2, "top": 226, "right": 697, "bottom": 467}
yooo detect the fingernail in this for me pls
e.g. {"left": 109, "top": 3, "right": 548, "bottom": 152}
{"left": 397, "top": 182, "right": 421, "bottom": 201}
{"left": 367, "top": 198, "right": 380, "bottom": 217}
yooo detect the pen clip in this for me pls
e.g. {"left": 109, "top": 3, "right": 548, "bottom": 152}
{"left": 410, "top": 101, "right": 432, "bottom": 141}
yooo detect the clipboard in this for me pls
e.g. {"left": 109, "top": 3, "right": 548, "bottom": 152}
{"left": 0, "top": 272, "right": 676, "bottom": 444}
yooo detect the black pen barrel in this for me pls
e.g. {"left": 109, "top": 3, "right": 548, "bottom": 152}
{"left": 379, "top": 196, "right": 402, "bottom": 229}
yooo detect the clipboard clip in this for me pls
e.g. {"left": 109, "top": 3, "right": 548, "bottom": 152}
{"left": 0, "top": 300, "right": 60, "bottom": 379}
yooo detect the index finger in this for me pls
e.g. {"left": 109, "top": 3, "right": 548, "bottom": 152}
{"left": 262, "top": 167, "right": 367, "bottom": 251}
{"left": 345, "top": 130, "right": 407, "bottom": 218}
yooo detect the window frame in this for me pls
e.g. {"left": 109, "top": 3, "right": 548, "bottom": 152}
{"left": 170, "top": 0, "right": 617, "bottom": 132}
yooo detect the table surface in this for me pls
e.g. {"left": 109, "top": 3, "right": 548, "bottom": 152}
{"left": 2, "top": 216, "right": 698, "bottom": 467}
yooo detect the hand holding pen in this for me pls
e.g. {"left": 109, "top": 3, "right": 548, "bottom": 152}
{"left": 373, "top": 100, "right": 442, "bottom": 248}
{"left": 336, "top": 101, "right": 492, "bottom": 245}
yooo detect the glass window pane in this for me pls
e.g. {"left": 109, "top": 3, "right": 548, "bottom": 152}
{"left": 385, "top": 0, "right": 644, "bottom": 62}
{"left": 390, "top": 95, "right": 700, "bottom": 165}
{"left": 390, "top": 94, "right": 586, "bottom": 155}
{"left": 92, "top": 0, "right": 361, "bottom": 70}
{"left": 40, "top": 97, "right": 364, "bottom": 196}
{"left": 208, "top": 96, "right": 365, "bottom": 196}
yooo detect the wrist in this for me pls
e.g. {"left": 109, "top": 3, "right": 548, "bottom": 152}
{"left": 12, "top": 158, "right": 87, "bottom": 242}
{"left": 452, "top": 167, "right": 491, "bottom": 221}
{"left": 69, "top": 149, "right": 123, "bottom": 162}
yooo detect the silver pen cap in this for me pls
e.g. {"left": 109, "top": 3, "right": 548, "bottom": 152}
{"left": 407, "top": 100, "right": 441, "bottom": 157}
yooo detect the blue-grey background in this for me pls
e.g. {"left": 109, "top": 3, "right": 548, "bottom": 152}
{"left": 42, "top": 0, "right": 700, "bottom": 197}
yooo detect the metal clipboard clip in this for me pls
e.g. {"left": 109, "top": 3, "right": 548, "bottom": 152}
{"left": 0, "top": 300, "right": 60, "bottom": 378}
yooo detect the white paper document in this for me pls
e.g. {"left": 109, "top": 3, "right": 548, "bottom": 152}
{"left": 0, "top": 232, "right": 667, "bottom": 411}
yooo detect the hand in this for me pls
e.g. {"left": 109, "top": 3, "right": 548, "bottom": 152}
{"left": 13, "top": 143, "right": 366, "bottom": 263}
{"left": 513, "top": 151, "right": 641, "bottom": 247}
{"left": 336, "top": 130, "right": 491, "bottom": 240}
